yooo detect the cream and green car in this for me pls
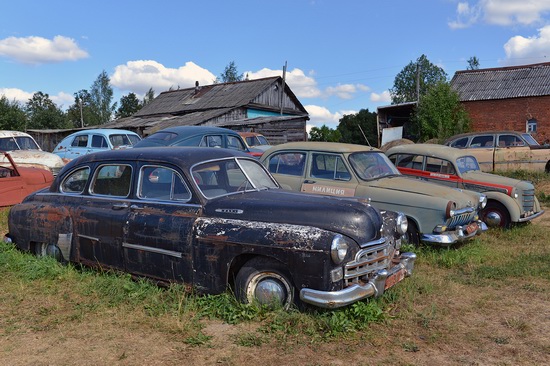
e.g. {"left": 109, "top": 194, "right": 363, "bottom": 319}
{"left": 261, "top": 142, "right": 488, "bottom": 245}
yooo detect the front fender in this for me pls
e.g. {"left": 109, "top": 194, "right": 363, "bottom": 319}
{"left": 483, "top": 191, "right": 521, "bottom": 222}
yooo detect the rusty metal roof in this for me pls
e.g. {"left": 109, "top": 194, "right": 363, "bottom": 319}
{"left": 450, "top": 62, "right": 550, "bottom": 101}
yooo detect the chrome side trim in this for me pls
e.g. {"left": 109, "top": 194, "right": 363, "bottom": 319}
{"left": 122, "top": 242, "right": 183, "bottom": 258}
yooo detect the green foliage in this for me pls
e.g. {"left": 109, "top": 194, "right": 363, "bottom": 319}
{"left": 390, "top": 54, "right": 448, "bottom": 104}
{"left": 89, "top": 70, "right": 117, "bottom": 124}
{"left": 66, "top": 89, "right": 95, "bottom": 128}
{"left": 308, "top": 125, "right": 341, "bottom": 142}
{"left": 337, "top": 108, "right": 378, "bottom": 146}
{"left": 412, "top": 82, "right": 471, "bottom": 142}
{"left": 0, "top": 95, "right": 27, "bottom": 130}
{"left": 142, "top": 87, "right": 155, "bottom": 107}
{"left": 115, "top": 92, "right": 142, "bottom": 119}
{"left": 467, "top": 56, "right": 480, "bottom": 70}
{"left": 216, "top": 61, "right": 243, "bottom": 83}
{"left": 25, "top": 91, "right": 70, "bottom": 129}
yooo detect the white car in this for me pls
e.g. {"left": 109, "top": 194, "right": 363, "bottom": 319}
{"left": 0, "top": 130, "right": 65, "bottom": 176}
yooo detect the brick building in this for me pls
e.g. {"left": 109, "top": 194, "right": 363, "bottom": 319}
{"left": 451, "top": 62, "right": 550, "bottom": 144}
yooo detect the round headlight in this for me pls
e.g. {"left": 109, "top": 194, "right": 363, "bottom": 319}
{"left": 445, "top": 201, "right": 457, "bottom": 219}
{"left": 331, "top": 234, "right": 350, "bottom": 264}
{"left": 479, "top": 194, "right": 487, "bottom": 209}
{"left": 396, "top": 212, "right": 408, "bottom": 235}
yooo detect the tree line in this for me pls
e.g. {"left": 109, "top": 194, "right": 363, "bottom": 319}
{"left": 1, "top": 56, "right": 477, "bottom": 145}
{"left": 0, "top": 70, "right": 155, "bottom": 131}
{"left": 309, "top": 55, "right": 480, "bottom": 146}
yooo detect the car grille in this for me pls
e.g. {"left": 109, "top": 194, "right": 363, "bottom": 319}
{"left": 343, "top": 240, "right": 391, "bottom": 286}
{"left": 522, "top": 189, "right": 535, "bottom": 212}
{"left": 446, "top": 211, "right": 477, "bottom": 229}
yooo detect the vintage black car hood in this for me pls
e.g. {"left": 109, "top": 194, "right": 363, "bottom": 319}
{"left": 203, "top": 189, "right": 382, "bottom": 244}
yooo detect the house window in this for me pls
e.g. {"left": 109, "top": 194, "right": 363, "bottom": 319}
{"left": 527, "top": 118, "right": 537, "bottom": 133}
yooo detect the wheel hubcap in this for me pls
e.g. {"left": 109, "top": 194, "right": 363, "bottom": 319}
{"left": 485, "top": 211, "right": 502, "bottom": 227}
{"left": 255, "top": 278, "right": 286, "bottom": 305}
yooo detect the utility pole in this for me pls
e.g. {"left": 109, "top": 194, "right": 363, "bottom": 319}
{"left": 79, "top": 98, "right": 84, "bottom": 128}
{"left": 280, "top": 61, "right": 287, "bottom": 115}
{"left": 416, "top": 61, "right": 421, "bottom": 102}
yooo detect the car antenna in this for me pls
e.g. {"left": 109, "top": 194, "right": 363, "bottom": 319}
{"left": 357, "top": 124, "right": 373, "bottom": 149}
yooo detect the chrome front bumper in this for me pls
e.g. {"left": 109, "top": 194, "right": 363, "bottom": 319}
{"left": 518, "top": 209, "right": 545, "bottom": 223}
{"left": 299, "top": 252, "right": 416, "bottom": 309}
{"left": 421, "top": 220, "right": 488, "bottom": 245}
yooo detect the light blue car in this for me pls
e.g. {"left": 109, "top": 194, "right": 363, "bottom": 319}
{"left": 53, "top": 129, "right": 141, "bottom": 161}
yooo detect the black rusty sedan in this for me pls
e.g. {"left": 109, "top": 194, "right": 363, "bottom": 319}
{"left": 4, "top": 147, "right": 415, "bottom": 309}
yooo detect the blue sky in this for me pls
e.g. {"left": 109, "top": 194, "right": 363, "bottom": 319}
{"left": 2, "top": 0, "right": 550, "bottom": 131}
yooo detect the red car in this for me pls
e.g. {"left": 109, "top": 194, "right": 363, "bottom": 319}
{"left": 0, "top": 152, "right": 54, "bottom": 207}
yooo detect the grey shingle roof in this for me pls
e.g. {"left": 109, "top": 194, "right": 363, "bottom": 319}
{"left": 135, "top": 76, "right": 301, "bottom": 116}
{"left": 450, "top": 62, "right": 550, "bottom": 101}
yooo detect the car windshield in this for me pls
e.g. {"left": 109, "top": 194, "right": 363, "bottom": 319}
{"left": 0, "top": 136, "right": 40, "bottom": 151}
{"left": 456, "top": 156, "right": 480, "bottom": 173}
{"left": 349, "top": 151, "right": 400, "bottom": 180}
{"left": 192, "top": 157, "right": 278, "bottom": 199}
{"left": 521, "top": 133, "right": 539, "bottom": 146}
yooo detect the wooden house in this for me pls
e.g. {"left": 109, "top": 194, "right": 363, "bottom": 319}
{"left": 104, "top": 76, "right": 309, "bottom": 144}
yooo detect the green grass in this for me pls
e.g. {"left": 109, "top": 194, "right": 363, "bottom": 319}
{"left": 1, "top": 180, "right": 550, "bottom": 350}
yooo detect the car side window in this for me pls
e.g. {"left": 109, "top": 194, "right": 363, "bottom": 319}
{"left": 470, "top": 135, "right": 494, "bottom": 148}
{"left": 139, "top": 166, "right": 191, "bottom": 201}
{"left": 498, "top": 134, "right": 525, "bottom": 147}
{"left": 91, "top": 135, "right": 108, "bottom": 148}
{"left": 268, "top": 152, "right": 306, "bottom": 176}
{"left": 311, "top": 153, "right": 350, "bottom": 181}
{"left": 227, "top": 135, "right": 246, "bottom": 151}
{"left": 449, "top": 137, "right": 469, "bottom": 148}
{"left": 200, "top": 135, "right": 223, "bottom": 148}
{"left": 426, "top": 157, "right": 456, "bottom": 175}
{"left": 392, "top": 153, "right": 424, "bottom": 170}
{"left": 72, "top": 135, "right": 89, "bottom": 147}
{"left": 60, "top": 167, "right": 90, "bottom": 193}
{"left": 91, "top": 164, "right": 132, "bottom": 197}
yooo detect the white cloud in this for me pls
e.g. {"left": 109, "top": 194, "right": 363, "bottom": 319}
{"left": 304, "top": 104, "right": 343, "bottom": 130}
{"left": 110, "top": 60, "right": 217, "bottom": 96}
{"left": 51, "top": 91, "right": 74, "bottom": 109}
{"left": 449, "top": 0, "right": 550, "bottom": 29}
{"left": 246, "top": 67, "right": 322, "bottom": 98}
{"left": 325, "top": 84, "right": 370, "bottom": 99}
{"left": 0, "top": 88, "right": 75, "bottom": 110}
{"left": 0, "top": 88, "right": 33, "bottom": 104}
{"left": 370, "top": 90, "right": 391, "bottom": 104}
{"left": 0, "top": 35, "right": 88, "bottom": 64}
{"left": 503, "top": 25, "right": 550, "bottom": 65}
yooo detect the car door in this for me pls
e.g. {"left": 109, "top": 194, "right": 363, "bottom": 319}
{"left": 265, "top": 151, "right": 308, "bottom": 191}
{"left": 122, "top": 164, "right": 197, "bottom": 283}
{"left": 494, "top": 133, "right": 534, "bottom": 171}
{"left": 72, "top": 163, "right": 133, "bottom": 270}
{"left": 65, "top": 133, "right": 92, "bottom": 159}
{"left": 301, "top": 152, "right": 358, "bottom": 198}
{"left": 463, "top": 134, "right": 495, "bottom": 172}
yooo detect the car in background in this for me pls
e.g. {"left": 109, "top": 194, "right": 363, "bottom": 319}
{"left": 0, "top": 151, "right": 54, "bottom": 207}
{"left": 133, "top": 126, "right": 253, "bottom": 155}
{"left": 0, "top": 130, "right": 65, "bottom": 176}
{"left": 4, "top": 147, "right": 415, "bottom": 309}
{"left": 261, "top": 142, "right": 488, "bottom": 246}
{"left": 53, "top": 129, "right": 141, "bottom": 162}
{"left": 444, "top": 131, "right": 550, "bottom": 173}
{"left": 238, "top": 132, "right": 271, "bottom": 157}
{"left": 386, "top": 143, "right": 545, "bottom": 228}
